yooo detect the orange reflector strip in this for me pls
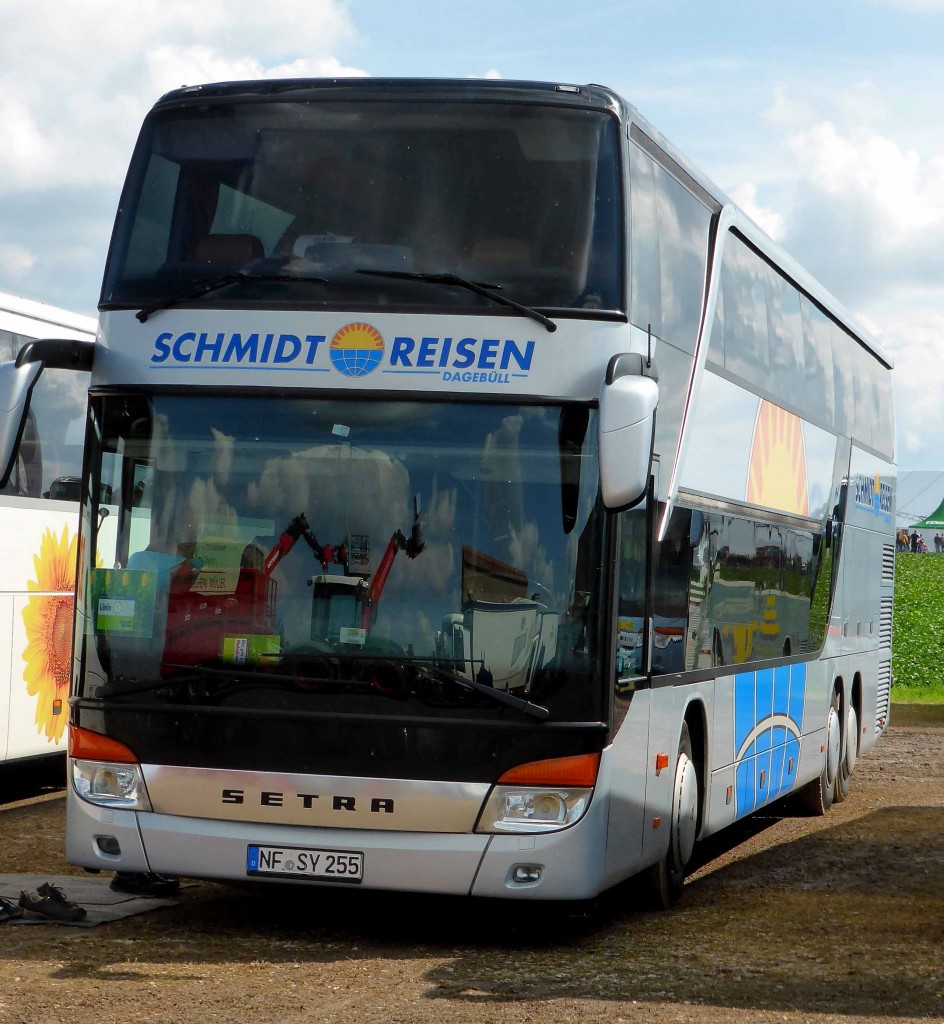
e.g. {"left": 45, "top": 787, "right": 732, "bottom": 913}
{"left": 52, "top": 699, "right": 63, "bottom": 715}
{"left": 655, "top": 753, "right": 670, "bottom": 771}
{"left": 497, "top": 752, "right": 600, "bottom": 787}
{"left": 68, "top": 725, "right": 139, "bottom": 764}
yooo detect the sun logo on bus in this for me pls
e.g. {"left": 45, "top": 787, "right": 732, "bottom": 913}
{"left": 746, "top": 400, "right": 809, "bottom": 517}
{"left": 21, "top": 525, "right": 77, "bottom": 744}
{"left": 329, "top": 322, "right": 385, "bottom": 378}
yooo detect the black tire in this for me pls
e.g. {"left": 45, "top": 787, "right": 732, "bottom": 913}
{"left": 833, "top": 702, "right": 858, "bottom": 804}
{"left": 791, "top": 689, "right": 841, "bottom": 816}
{"left": 639, "top": 723, "right": 699, "bottom": 910}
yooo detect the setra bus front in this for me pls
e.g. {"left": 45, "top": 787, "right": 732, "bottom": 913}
{"left": 48, "top": 79, "right": 660, "bottom": 899}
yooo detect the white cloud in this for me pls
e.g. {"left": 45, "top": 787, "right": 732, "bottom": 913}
{"left": 729, "top": 181, "right": 785, "bottom": 239}
{"left": 0, "top": 1, "right": 365, "bottom": 193}
{"left": 0, "top": 243, "right": 37, "bottom": 281}
{"left": 872, "top": 312, "right": 944, "bottom": 463}
{"left": 0, "top": 0, "right": 365, "bottom": 310}
{"left": 785, "top": 121, "right": 944, "bottom": 239}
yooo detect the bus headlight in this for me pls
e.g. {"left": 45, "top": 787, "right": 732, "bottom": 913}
{"left": 72, "top": 759, "right": 152, "bottom": 811}
{"left": 475, "top": 786, "right": 592, "bottom": 833}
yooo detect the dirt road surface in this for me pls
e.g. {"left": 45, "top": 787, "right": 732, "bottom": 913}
{"left": 0, "top": 706, "right": 941, "bottom": 1024}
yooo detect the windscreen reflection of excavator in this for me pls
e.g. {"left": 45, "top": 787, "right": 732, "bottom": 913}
{"left": 309, "top": 497, "right": 425, "bottom": 643}
{"left": 161, "top": 500, "right": 424, "bottom": 668}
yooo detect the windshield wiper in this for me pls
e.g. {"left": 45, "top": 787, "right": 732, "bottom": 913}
{"left": 136, "top": 270, "right": 329, "bottom": 323}
{"left": 355, "top": 269, "right": 557, "bottom": 333}
{"left": 451, "top": 671, "right": 550, "bottom": 721}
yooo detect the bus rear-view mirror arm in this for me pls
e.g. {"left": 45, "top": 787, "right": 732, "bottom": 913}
{"left": 0, "top": 338, "right": 95, "bottom": 488}
{"left": 598, "top": 352, "right": 659, "bottom": 511}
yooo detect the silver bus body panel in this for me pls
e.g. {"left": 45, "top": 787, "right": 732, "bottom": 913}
{"left": 67, "top": 783, "right": 613, "bottom": 899}
{"left": 93, "top": 309, "right": 636, "bottom": 401}
{"left": 142, "top": 764, "right": 490, "bottom": 833}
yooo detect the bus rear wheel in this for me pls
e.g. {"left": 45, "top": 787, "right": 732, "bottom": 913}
{"left": 792, "top": 690, "right": 841, "bottom": 816}
{"left": 641, "top": 723, "right": 699, "bottom": 910}
{"left": 833, "top": 703, "right": 858, "bottom": 803}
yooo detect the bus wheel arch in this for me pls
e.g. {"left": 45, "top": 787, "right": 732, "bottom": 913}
{"left": 642, "top": 711, "right": 703, "bottom": 910}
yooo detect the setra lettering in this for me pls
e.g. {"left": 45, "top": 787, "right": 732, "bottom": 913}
{"left": 219, "top": 788, "right": 396, "bottom": 813}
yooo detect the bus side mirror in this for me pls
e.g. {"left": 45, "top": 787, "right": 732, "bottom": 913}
{"left": 0, "top": 360, "right": 43, "bottom": 488}
{"left": 598, "top": 354, "right": 658, "bottom": 511}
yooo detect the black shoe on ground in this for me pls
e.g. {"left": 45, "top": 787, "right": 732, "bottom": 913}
{"left": 0, "top": 896, "right": 24, "bottom": 922}
{"left": 109, "top": 871, "right": 180, "bottom": 897}
{"left": 18, "top": 883, "right": 87, "bottom": 922}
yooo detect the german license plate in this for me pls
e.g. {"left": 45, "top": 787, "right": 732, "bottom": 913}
{"left": 246, "top": 844, "right": 364, "bottom": 883}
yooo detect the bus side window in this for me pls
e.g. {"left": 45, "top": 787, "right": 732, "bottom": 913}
{"left": 652, "top": 507, "right": 693, "bottom": 676}
{"left": 616, "top": 504, "right": 649, "bottom": 681}
{"left": 0, "top": 408, "right": 42, "bottom": 498}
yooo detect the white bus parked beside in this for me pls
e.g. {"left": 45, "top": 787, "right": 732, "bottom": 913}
{"left": 0, "top": 291, "right": 95, "bottom": 767}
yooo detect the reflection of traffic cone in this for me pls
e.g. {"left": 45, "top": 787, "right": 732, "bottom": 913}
{"left": 758, "top": 594, "right": 779, "bottom": 637}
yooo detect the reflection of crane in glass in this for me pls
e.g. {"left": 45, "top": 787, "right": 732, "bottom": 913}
{"left": 307, "top": 497, "right": 425, "bottom": 644}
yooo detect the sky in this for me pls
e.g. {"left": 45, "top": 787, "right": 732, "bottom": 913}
{"left": 2, "top": 0, "right": 944, "bottom": 481}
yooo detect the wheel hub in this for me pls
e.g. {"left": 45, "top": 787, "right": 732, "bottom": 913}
{"left": 826, "top": 705, "right": 841, "bottom": 787}
{"left": 673, "top": 753, "right": 698, "bottom": 867}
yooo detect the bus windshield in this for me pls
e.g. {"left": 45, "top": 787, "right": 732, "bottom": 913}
{"left": 81, "top": 395, "right": 606, "bottom": 728}
{"left": 101, "top": 99, "right": 623, "bottom": 315}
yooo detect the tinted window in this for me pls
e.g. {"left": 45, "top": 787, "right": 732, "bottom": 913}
{"left": 0, "top": 329, "right": 88, "bottom": 501}
{"left": 105, "top": 101, "right": 623, "bottom": 314}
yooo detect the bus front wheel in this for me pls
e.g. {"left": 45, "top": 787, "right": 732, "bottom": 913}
{"left": 641, "top": 723, "right": 699, "bottom": 910}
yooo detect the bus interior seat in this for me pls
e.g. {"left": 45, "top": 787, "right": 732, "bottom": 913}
{"left": 459, "top": 237, "right": 580, "bottom": 303}
{"left": 189, "top": 233, "right": 264, "bottom": 266}
{"left": 460, "top": 238, "right": 534, "bottom": 274}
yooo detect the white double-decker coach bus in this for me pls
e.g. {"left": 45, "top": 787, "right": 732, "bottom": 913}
{"left": 0, "top": 79, "right": 894, "bottom": 905}
{"left": 0, "top": 292, "right": 95, "bottom": 768}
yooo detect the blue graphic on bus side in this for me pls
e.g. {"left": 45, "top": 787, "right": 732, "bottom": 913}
{"left": 733, "top": 663, "right": 806, "bottom": 818}
{"left": 851, "top": 473, "right": 892, "bottom": 522}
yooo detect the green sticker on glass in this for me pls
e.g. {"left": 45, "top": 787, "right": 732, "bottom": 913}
{"left": 90, "top": 568, "right": 157, "bottom": 637}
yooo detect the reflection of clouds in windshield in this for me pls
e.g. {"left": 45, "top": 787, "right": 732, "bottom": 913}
{"left": 187, "top": 477, "right": 239, "bottom": 536}
{"left": 385, "top": 540, "right": 456, "bottom": 600}
{"left": 425, "top": 478, "right": 457, "bottom": 537}
{"left": 210, "top": 428, "right": 234, "bottom": 488}
{"left": 508, "top": 520, "right": 556, "bottom": 601}
{"left": 482, "top": 414, "right": 524, "bottom": 548}
{"left": 246, "top": 444, "right": 410, "bottom": 545}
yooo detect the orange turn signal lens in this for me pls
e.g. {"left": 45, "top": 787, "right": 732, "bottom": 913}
{"left": 497, "top": 752, "right": 600, "bottom": 788}
{"left": 68, "top": 725, "right": 139, "bottom": 764}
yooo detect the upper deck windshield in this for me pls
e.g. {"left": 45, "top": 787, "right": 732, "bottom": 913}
{"left": 80, "top": 395, "right": 606, "bottom": 738}
{"left": 101, "top": 98, "right": 623, "bottom": 316}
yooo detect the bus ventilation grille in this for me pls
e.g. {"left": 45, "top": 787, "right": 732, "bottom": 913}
{"left": 876, "top": 661, "right": 891, "bottom": 734}
{"left": 881, "top": 544, "right": 895, "bottom": 585}
{"left": 879, "top": 596, "right": 893, "bottom": 649}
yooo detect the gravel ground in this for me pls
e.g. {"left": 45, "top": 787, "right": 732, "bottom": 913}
{"left": 0, "top": 706, "right": 941, "bottom": 1024}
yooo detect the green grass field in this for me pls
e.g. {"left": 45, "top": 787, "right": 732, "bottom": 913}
{"left": 893, "top": 552, "right": 944, "bottom": 703}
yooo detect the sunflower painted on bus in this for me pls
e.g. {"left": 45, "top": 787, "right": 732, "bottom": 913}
{"left": 22, "top": 524, "right": 77, "bottom": 744}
